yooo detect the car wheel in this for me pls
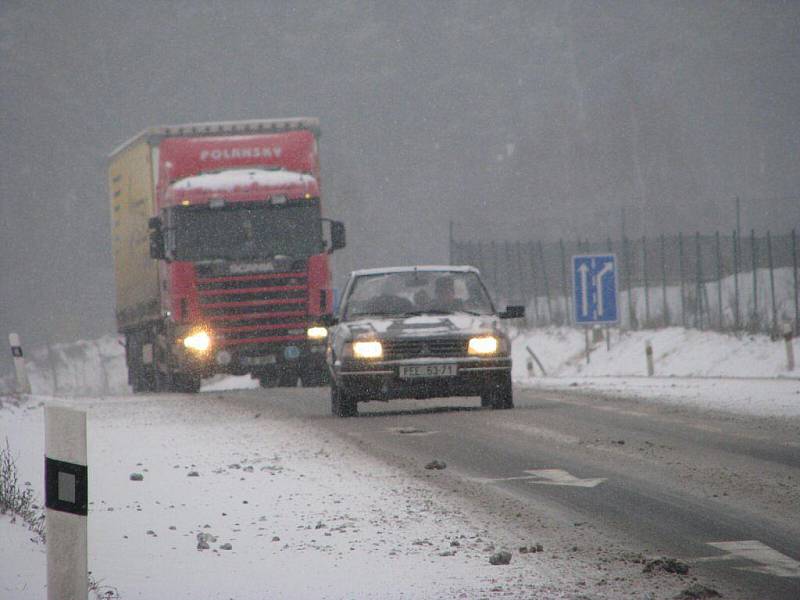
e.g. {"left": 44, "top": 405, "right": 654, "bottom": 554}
{"left": 331, "top": 383, "right": 357, "bottom": 417}
{"left": 480, "top": 374, "right": 513, "bottom": 410}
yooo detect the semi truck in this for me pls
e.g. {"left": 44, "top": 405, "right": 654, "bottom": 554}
{"left": 108, "top": 118, "right": 345, "bottom": 393}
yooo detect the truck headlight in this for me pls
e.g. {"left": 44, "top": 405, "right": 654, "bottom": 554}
{"left": 468, "top": 336, "right": 498, "bottom": 355}
{"left": 183, "top": 330, "right": 211, "bottom": 353}
{"left": 352, "top": 340, "right": 383, "bottom": 359}
{"left": 307, "top": 326, "right": 328, "bottom": 340}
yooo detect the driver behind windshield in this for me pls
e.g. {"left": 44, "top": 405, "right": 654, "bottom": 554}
{"left": 430, "top": 276, "right": 464, "bottom": 312}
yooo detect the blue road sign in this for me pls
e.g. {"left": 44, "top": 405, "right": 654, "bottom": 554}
{"left": 572, "top": 254, "right": 619, "bottom": 325}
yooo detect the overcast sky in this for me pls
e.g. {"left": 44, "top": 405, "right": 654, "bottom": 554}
{"left": 1, "top": 1, "right": 799, "bottom": 374}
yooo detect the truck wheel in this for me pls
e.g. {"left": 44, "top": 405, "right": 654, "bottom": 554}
{"left": 331, "top": 384, "right": 357, "bottom": 417}
{"left": 480, "top": 374, "right": 513, "bottom": 410}
{"left": 278, "top": 368, "right": 298, "bottom": 387}
{"left": 258, "top": 375, "right": 279, "bottom": 388}
{"left": 300, "top": 365, "right": 329, "bottom": 387}
{"left": 174, "top": 373, "right": 202, "bottom": 394}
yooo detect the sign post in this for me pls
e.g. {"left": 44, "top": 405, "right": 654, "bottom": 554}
{"left": 9, "top": 333, "right": 31, "bottom": 395}
{"left": 573, "top": 254, "right": 619, "bottom": 362}
{"left": 45, "top": 404, "right": 88, "bottom": 600}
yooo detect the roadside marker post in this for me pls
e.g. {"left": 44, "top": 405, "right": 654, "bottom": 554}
{"left": 645, "top": 340, "right": 654, "bottom": 376}
{"left": 572, "top": 255, "right": 619, "bottom": 363}
{"left": 9, "top": 333, "right": 31, "bottom": 395}
{"left": 45, "top": 404, "right": 88, "bottom": 600}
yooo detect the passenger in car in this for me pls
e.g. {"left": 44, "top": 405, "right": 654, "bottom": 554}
{"left": 431, "top": 276, "right": 464, "bottom": 312}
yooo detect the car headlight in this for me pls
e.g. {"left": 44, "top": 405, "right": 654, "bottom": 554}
{"left": 183, "top": 330, "right": 212, "bottom": 353}
{"left": 352, "top": 340, "right": 383, "bottom": 359}
{"left": 468, "top": 335, "right": 498, "bottom": 355}
{"left": 307, "top": 326, "right": 328, "bottom": 340}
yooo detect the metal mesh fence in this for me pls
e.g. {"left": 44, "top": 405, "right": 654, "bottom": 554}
{"left": 451, "top": 230, "right": 800, "bottom": 335}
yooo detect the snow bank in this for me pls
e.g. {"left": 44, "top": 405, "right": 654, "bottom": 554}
{"left": 511, "top": 326, "right": 798, "bottom": 379}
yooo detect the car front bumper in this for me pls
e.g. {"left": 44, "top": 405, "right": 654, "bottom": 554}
{"left": 331, "top": 356, "right": 511, "bottom": 400}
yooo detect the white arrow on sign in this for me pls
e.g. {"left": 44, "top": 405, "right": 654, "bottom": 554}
{"left": 694, "top": 540, "right": 800, "bottom": 578}
{"left": 475, "top": 468, "right": 606, "bottom": 488}
{"left": 593, "top": 261, "right": 614, "bottom": 318}
{"left": 577, "top": 263, "right": 590, "bottom": 317}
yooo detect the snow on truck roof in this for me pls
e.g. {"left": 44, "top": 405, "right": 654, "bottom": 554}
{"left": 170, "top": 168, "right": 315, "bottom": 192}
{"left": 350, "top": 265, "right": 480, "bottom": 277}
{"left": 109, "top": 117, "right": 320, "bottom": 158}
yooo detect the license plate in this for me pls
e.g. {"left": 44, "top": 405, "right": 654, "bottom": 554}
{"left": 241, "top": 355, "right": 277, "bottom": 366}
{"left": 399, "top": 364, "right": 457, "bottom": 379}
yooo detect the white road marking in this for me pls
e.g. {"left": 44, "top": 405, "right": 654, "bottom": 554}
{"left": 473, "top": 468, "right": 606, "bottom": 488}
{"left": 695, "top": 541, "right": 800, "bottom": 578}
{"left": 387, "top": 426, "right": 438, "bottom": 436}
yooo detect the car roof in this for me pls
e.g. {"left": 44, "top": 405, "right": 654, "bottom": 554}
{"left": 349, "top": 265, "right": 480, "bottom": 277}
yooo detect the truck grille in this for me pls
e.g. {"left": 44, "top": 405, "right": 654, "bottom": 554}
{"left": 382, "top": 338, "right": 468, "bottom": 360}
{"left": 197, "top": 272, "right": 307, "bottom": 347}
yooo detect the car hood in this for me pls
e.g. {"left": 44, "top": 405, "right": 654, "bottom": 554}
{"left": 341, "top": 313, "right": 500, "bottom": 340}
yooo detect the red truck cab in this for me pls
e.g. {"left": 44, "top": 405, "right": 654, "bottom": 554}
{"left": 110, "top": 119, "right": 344, "bottom": 392}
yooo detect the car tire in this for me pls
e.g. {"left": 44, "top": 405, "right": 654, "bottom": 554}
{"left": 480, "top": 374, "right": 513, "bottom": 410}
{"left": 331, "top": 383, "right": 357, "bottom": 417}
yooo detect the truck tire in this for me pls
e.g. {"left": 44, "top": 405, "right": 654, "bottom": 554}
{"left": 278, "top": 368, "right": 298, "bottom": 387}
{"left": 331, "top": 383, "right": 357, "bottom": 417}
{"left": 173, "top": 373, "right": 202, "bottom": 394}
{"left": 300, "top": 365, "right": 329, "bottom": 387}
{"left": 480, "top": 374, "right": 513, "bottom": 410}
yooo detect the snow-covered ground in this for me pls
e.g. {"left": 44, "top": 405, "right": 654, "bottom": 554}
{"left": 511, "top": 326, "right": 800, "bottom": 418}
{"left": 2, "top": 326, "right": 798, "bottom": 597}
{"left": 1, "top": 393, "right": 587, "bottom": 599}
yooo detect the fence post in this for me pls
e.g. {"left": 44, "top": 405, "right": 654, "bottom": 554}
{"left": 559, "top": 239, "right": 569, "bottom": 325}
{"left": 642, "top": 236, "right": 650, "bottom": 326}
{"left": 679, "top": 232, "right": 686, "bottom": 327}
{"left": 660, "top": 234, "right": 668, "bottom": 326}
{"left": 490, "top": 241, "right": 499, "bottom": 298}
{"left": 733, "top": 230, "right": 740, "bottom": 330}
{"left": 537, "top": 241, "right": 552, "bottom": 324}
{"left": 527, "top": 241, "right": 541, "bottom": 324}
{"left": 715, "top": 231, "right": 723, "bottom": 330}
{"left": 793, "top": 228, "right": 799, "bottom": 335}
{"left": 751, "top": 229, "right": 758, "bottom": 328}
{"left": 695, "top": 232, "right": 704, "bottom": 330}
{"left": 503, "top": 240, "right": 514, "bottom": 305}
{"left": 514, "top": 241, "right": 526, "bottom": 308}
{"left": 448, "top": 220, "right": 454, "bottom": 264}
{"left": 624, "top": 235, "right": 635, "bottom": 329}
{"left": 767, "top": 231, "right": 777, "bottom": 335}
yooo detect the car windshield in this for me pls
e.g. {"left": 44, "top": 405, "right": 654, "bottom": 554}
{"left": 343, "top": 270, "right": 495, "bottom": 319}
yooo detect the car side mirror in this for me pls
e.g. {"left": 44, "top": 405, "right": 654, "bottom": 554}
{"left": 499, "top": 305, "right": 525, "bottom": 319}
{"left": 319, "top": 313, "right": 338, "bottom": 327}
{"left": 330, "top": 221, "right": 346, "bottom": 252}
{"left": 148, "top": 217, "right": 166, "bottom": 260}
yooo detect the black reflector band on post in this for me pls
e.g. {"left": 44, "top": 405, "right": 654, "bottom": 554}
{"left": 11, "top": 346, "right": 23, "bottom": 358}
{"left": 45, "top": 457, "right": 88, "bottom": 516}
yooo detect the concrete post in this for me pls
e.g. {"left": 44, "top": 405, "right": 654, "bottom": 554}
{"left": 783, "top": 323, "right": 795, "bottom": 372}
{"left": 45, "top": 404, "right": 88, "bottom": 600}
{"left": 9, "top": 333, "right": 32, "bottom": 395}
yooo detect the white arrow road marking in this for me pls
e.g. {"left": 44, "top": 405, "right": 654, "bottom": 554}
{"left": 593, "top": 261, "right": 614, "bottom": 317}
{"left": 473, "top": 468, "right": 606, "bottom": 488}
{"left": 577, "top": 263, "right": 590, "bottom": 317}
{"left": 694, "top": 541, "right": 800, "bottom": 578}
{"left": 524, "top": 469, "right": 607, "bottom": 487}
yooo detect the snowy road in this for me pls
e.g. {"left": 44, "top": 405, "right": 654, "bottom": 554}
{"left": 264, "top": 384, "right": 800, "bottom": 600}
{"left": 2, "top": 381, "right": 799, "bottom": 599}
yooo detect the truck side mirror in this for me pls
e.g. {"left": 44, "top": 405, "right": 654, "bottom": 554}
{"left": 330, "top": 221, "right": 346, "bottom": 252}
{"left": 499, "top": 305, "right": 525, "bottom": 319}
{"left": 148, "top": 217, "right": 166, "bottom": 260}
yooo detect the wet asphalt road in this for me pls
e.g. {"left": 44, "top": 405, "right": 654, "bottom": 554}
{"left": 225, "top": 383, "right": 800, "bottom": 599}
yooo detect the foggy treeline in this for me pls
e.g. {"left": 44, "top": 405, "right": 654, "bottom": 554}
{"left": 2, "top": 1, "right": 799, "bottom": 375}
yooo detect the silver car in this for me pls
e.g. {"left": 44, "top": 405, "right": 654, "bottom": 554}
{"left": 323, "top": 266, "right": 524, "bottom": 417}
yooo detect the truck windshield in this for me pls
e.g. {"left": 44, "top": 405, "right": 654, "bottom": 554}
{"left": 171, "top": 200, "right": 323, "bottom": 262}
